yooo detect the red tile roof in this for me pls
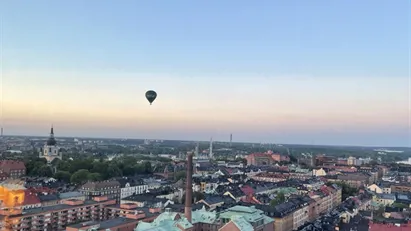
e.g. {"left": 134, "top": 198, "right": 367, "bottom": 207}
{"left": 27, "top": 187, "right": 56, "bottom": 194}
{"left": 241, "top": 195, "right": 262, "bottom": 204}
{"left": 23, "top": 190, "right": 41, "bottom": 205}
{"left": 240, "top": 185, "right": 255, "bottom": 195}
{"left": 369, "top": 222, "right": 411, "bottom": 231}
{"left": 0, "top": 160, "right": 26, "bottom": 172}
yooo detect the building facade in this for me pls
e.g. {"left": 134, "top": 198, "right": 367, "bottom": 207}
{"left": 1, "top": 196, "right": 116, "bottom": 231}
{"left": 118, "top": 179, "right": 149, "bottom": 199}
{"left": 0, "top": 160, "right": 26, "bottom": 178}
{"left": 80, "top": 180, "right": 121, "bottom": 203}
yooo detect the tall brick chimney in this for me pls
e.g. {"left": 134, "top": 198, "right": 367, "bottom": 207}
{"left": 184, "top": 153, "right": 193, "bottom": 223}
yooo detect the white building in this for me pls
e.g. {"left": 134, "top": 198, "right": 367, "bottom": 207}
{"left": 39, "top": 126, "right": 62, "bottom": 163}
{"left": 119, "top": 179, "right": 149, "bottom": 199}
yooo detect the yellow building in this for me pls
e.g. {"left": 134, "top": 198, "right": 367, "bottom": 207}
{"left": 372, "top": 194, "right": 395, "bottom": 206}
{"left": 0, "top": 180, "right": 25, "bottom": 208}
{"left": 0, "top": 180, "right": 26, "bottom": 231}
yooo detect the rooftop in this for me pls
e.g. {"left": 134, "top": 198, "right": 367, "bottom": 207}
{"left": 68, "top": 217, "right": 138, "bottom": 230}
{"left": 0, "top": 180, "right": 26, "bottom": 190}
{"left": 219, "top": 205, "right": 274, "bottom": 225}
{"left": 10, "top": 199, "right": 104, "bottom": 217}
{"left": 230, "top": 215, "right": 255, "bottom": 231}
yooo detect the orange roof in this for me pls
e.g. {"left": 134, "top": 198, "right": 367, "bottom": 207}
{"left": 22, "top": 191, "right": 41, "bottom": 205}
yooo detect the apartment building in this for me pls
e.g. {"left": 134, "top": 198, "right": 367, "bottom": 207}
{"left": 391, "top": 183, "right": 411, "bottom": 193}
{"left": 0, "top": 160, "right": 26, "bottom": 178}
{"left": 291, "top": 198, "right": 311, "bottom": 230}
{"left": 372, "top": 193, "right": 396, "bottom": 206}
{"left": 245, "top": 152, "right": 289, "bottom": 166}
{"left": 309, "top": 185, "right": 342, "bottom": 217}
{"left": 80, "top": 180, "right": 121, "bottom": 202}
{"left": 104, "top": 203, "right": 161, "bottom": 222}
{"left": 120, "top": 194, "right": 169, "bottom": 208}
{"left": 254, "top": 199, "right": 306, "bottom": 231}
{"left": 117, "top": 178, "right": 148, "bottom": 199}
{"left": 327, "top": 173, "right": 372, "bottom": 188}
{"left": 1, "top": 196, "right": 116, "bottom": 231}
{"left": 251, "top": 172, "right": 289, "bottom": 183}
{"left": 218, "top": 205, "right": 275, "bottom": 231}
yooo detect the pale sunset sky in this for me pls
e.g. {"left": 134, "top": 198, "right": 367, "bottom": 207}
{"left": 1, "top": 1, "right": 410, "bottom": 146}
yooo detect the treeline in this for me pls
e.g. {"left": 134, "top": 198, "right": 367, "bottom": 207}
{"left": 23, "top": 155, "right": 166, "bottom": 184}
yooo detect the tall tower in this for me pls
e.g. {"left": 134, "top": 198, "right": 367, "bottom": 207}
{"left": 229, "top": 133, "right": 232, "bottom": 147}
{"left": 209, "top": 137, "right": 213, "bottom": 159}
{"left": 195, "top": 142, "right": 199, "bottom": 158}
{"left": 0, "top": 127, "right": 3, "bottom": 138}
{"left": 39, "top": 126, "right": 62, "bottom": 163}
{"left": 184, "top": 153, "right": 193, "bottom": 223}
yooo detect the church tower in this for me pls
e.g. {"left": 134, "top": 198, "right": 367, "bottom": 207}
{"left": 39, "top": 126, "right": 62, "bottom": 163}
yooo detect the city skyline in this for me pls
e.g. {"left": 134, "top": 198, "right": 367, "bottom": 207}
{"left": 2, "top": 1, "right": 410, "bottom": 146}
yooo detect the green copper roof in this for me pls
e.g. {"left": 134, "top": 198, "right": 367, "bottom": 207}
{"left": 192, "top": 207, "right": 218, "bottom": 224}
{"left": 218, "top": 205, "right": 274, "bottom": 225}
{"left": 135, "top": 205, "right": 273, "bottom": 231}
{"left": 135, "top": 220, "right": 181, "bottom": 231}
{"left": 230, "top": 216, "right": 255, "bottom": 231}
{"left": 135, "top": 211, "right": 193, "bottom": 231}
{"left": 275, "top": 187, "right": 297, "bottom": 195}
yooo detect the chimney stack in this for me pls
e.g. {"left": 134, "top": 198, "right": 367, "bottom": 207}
{"left": 184, "top": 153, "right": 193, "bottom": 223}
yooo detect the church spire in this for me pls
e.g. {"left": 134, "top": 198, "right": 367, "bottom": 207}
{"left": 47, "top": 125, "right": 56, "bottom": 146}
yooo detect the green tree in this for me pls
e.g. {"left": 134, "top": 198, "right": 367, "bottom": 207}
{"left": 91, "top": 162, "right": 108, "bottom": 175}
{"left": 25, "top": 157, "right": 47, "bottom": 176}
{"left": 70, "top": 169, "right": 90, "bottom": 184}
{"left": 334, "top": 182, "right": 358, "bottom": 200}
{"left": 107, "top": 164, "right": 122, "bottom": 178}
{"left": 392, "top": 202, "right": 408, "bottom": 209}
{"left": 122, "top": 165, "right": 136, "bottom": 176}
{"left": 144, "top": 161, "right": 153, "bottom": 173}
{"left": 54, "top": 171, "right": 71, "bottom": 182}
{"left": 134, "top": 164, "right": 146, "bottom": 174}
{"left": 277, "top": 192, "right": 285, "bottom": 201}
{"left": 69, "top": 159, "right": 93, "bottom": 173}
{"left": 37, "top": 165, "right": 53, "bottom": 177}
{"left": 270, "top": 192, "right": 286, "bottom": 206}
{"left": 87, "top": 173, "right": 103, "bottom": 181}
{"left": 56, "top": 160, "right": 71, "bottom": 172}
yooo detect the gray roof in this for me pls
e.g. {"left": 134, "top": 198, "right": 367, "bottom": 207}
{"left": 59, "top": 191, "right": 83, "bottom": 199}
{"left": 10, "top": 200, "right": 102, "bottom": 217}
{"left": 38, "top": 194, "right": 59, "bottom": 202}
{"left": 376, "top": 193, "right": 396, "bottom": 200}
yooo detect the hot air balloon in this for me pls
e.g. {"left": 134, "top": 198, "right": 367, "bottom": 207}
{"left": 145, "top": 90, "right": 157, "bottom": 105}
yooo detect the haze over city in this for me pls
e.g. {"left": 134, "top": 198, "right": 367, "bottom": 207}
{"left": 2, "top": 1, "right": 410, "bottom": 146}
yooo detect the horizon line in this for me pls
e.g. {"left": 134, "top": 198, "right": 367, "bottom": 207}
{"left": 2, "top": 134, "right": 410, "bottom": 149}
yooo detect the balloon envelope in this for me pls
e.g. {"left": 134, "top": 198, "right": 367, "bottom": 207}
{"left": 145, "top": 90, "right": 157, "bottom": 105}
